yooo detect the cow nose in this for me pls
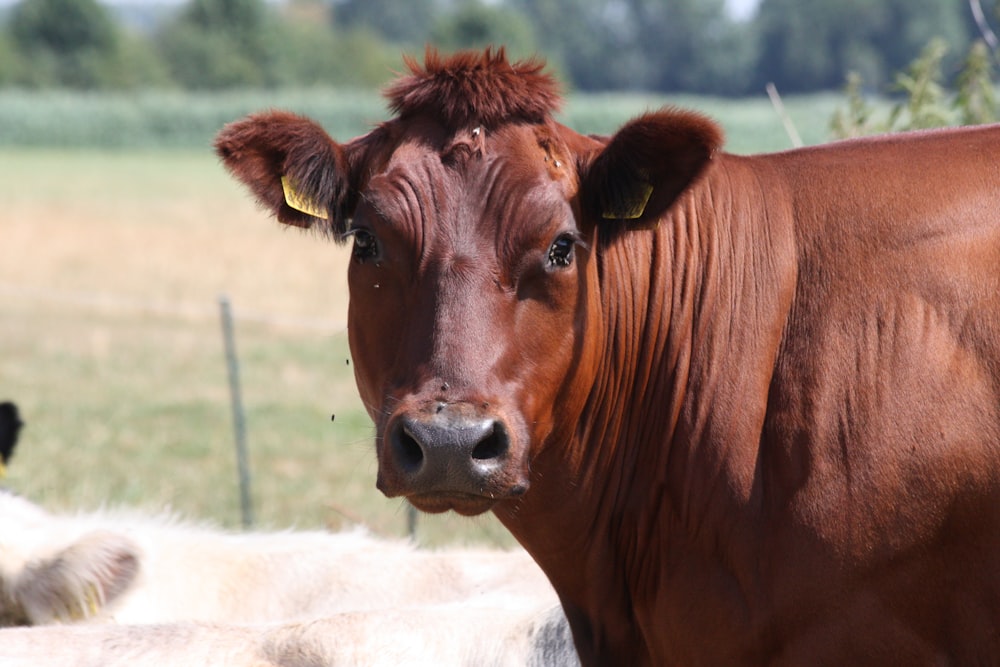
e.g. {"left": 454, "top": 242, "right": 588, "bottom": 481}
{"left": 387, "top": 409, "right": 510, "bottom": 495}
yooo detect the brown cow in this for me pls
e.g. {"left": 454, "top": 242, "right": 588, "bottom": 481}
{"left": 215, "top": 48, "right": 1000, "bottom": 665}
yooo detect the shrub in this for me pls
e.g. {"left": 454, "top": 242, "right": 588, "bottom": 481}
{"left": 831, "top": 38, "right": 997, "bottom": 138}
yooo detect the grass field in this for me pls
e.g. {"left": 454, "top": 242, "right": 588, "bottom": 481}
{"left": 0, "top": 90, "right": 844, "bottom": 547}
{"left": 0, "top": 148, "right": 521, "bottom": 546}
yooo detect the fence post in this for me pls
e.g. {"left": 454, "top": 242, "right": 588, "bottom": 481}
{"left": 219, "top": 295, "right": 254, "bottom": 529}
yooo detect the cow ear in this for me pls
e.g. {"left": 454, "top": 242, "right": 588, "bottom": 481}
{"left": 214, "top": 111, "right": 360, "bottom": 240}
{"left": 580, "top": 109, "right": 723, "bottom": 229}
{"left": 13, "top": 531, "right": 140, "bottom": 623}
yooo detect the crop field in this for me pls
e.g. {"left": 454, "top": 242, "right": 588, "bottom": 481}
{"left": 0, "top": 90, "right": 844, "bottom": 546}
{"left": 0, "top": 87, "right": 848, "bottom": 152}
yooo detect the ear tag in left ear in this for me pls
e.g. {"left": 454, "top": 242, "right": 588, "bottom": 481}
{"left": 602, "top": 181, "right": 654, "bottom": 220}
{"left": 281, "top": 176, "right": 328, "bottom": 220}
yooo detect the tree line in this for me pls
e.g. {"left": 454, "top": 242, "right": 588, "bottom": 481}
{"left": 0, "top": 0, "right": 997, "bottom": 95}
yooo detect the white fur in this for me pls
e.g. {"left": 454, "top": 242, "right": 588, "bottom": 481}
{"left": 0, "top": 603, "right": 578, "bottom": 666}
{"left": 0, "top": 491, "right": 579, "bottom": 665}
{"left": 0, "top": 491, "right": 554, "bottom": 626}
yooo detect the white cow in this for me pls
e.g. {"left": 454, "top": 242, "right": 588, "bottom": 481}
{"left": 0, "top": 492, "right": 579, "bottom": 664}
{"left": 0, "top": 602, "right": 576, "bottom": 667}
{"left": 0, "top": 491, "right": 555, "bottom": 624}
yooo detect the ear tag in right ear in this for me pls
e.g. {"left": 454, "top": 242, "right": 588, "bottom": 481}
{"left": 602, "top": 181, "right": 654, "bottom": 220}
{"left": 281, "top": 176, "right": 328, "bottom": 220}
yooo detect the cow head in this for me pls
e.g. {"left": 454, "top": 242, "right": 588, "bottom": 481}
{"left": 216, "top": 48, "right": 721, "bottom": 517}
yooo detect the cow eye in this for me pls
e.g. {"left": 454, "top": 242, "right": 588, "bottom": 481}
{"left": 547, "top": 234, "right": 576, "bottom": 268}
{"left": 349, "top": 229, "right": 379, "bottom": 262}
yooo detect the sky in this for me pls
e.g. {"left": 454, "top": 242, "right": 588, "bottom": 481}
{"left": 727, "top": 0, "right": 761, "bottom": 21}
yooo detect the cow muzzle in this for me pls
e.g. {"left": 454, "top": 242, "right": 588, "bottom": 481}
{"left": 378, "top": 403, "right": 528, "bottom": 516}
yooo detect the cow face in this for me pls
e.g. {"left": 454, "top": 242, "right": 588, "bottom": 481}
{"left": 341, "top": 119, "right": 605, "bottom": 516}
{"left": 215, "top": 55, "right": 721, "bottom": 518}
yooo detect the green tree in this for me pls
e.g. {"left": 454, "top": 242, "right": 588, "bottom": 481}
{"left": 508, "top": 0, "right": 601, "bottom": 87}
{"left": 156, "top": 0, "right": 281, "bottom": 88}
{"left": 0, "top": 33, "right": 26, "bottom": 86}
{"left": 332, "top": 0, "right": 438, "bottom": 45}
{"left": 7, "top": 0, "right": 125, "bottom": 87}
{"left": 511, "top": 0, "right": 756, "bottom": 94}
{"left": 10, "top": 0, "right": 116, "bottom": 56}
{"left": 627, "top": 0, "right": 757, "bottom": 94}
{"left": 756, "top": 0, "right": 969, "bottom": 93}
{"left": 429, "top": 2, "right": 537, "bottom": 59}
{"left": 273, "top": 2, "right": 399, "bottom": 88}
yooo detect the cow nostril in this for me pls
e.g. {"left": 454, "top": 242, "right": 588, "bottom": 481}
{"left": 390, "top": 415, "right": 509, "bottom": 485}
{"left": 395, "top": 426, "right": 425, "bottom": 472}
{"left": 471, "top": 423, "right": 508, "bottom": 461}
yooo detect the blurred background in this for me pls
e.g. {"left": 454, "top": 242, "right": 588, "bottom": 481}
{"left": 1, "top": 0, "right": 997, "bottom": 546}
{"left": 0, "top": 0, "right": 997, "bottom": 97}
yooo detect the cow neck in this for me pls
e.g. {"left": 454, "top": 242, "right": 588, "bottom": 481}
{"left": 498, "top": 157, "right": 798, "bottom": 663}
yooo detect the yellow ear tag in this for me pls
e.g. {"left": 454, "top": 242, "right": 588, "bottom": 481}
{"left": 84, "top": 583, "right": 101, "bottom": 616}
{"left": 602, "top": 181, "right": 654, "bottom": 220}
{"left": 0, "top": 461, "right": 6, "bottom": 479}
{"left": 281, "top": 176, "right": 328, "bottom": 220}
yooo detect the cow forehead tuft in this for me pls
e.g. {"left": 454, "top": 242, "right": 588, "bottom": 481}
{"left": 384, "top": 46, "right": 562, "bottom": 129}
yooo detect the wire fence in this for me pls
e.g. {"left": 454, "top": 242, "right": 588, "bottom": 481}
{"left": 2, "top": 280, "right": 509, "bottom": 546}
{"left": 0, "top": 282, "right": 346, "bottom": 334}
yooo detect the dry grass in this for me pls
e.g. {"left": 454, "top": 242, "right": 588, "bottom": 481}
{"left": 0, "top": 148, "right": 515, "bottom": 547}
